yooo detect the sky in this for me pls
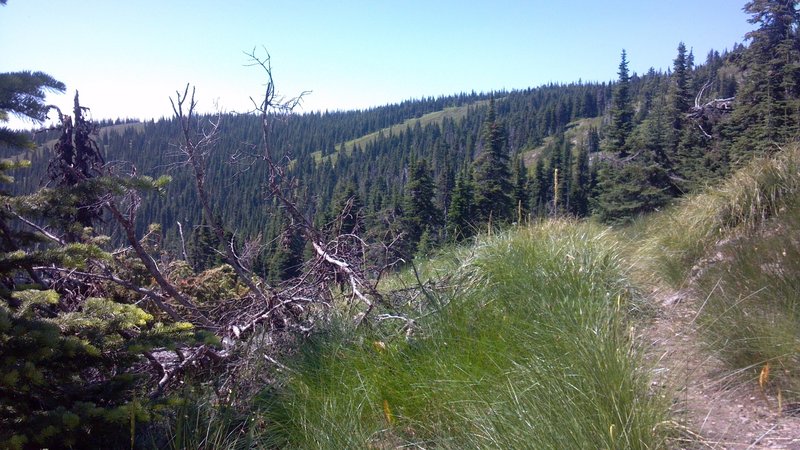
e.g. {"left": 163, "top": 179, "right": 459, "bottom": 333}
{"left": 2, "top": 1, "right": 753, "bottom": 129}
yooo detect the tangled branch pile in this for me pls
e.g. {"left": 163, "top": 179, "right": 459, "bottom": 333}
{"left": 0, "top": 52, "right": 397, "bottom": 449}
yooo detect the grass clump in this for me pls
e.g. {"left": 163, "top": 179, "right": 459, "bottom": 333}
{"left": 635, "top": 144, "right": 800, "bottom": 286}
{"left": 694, "top": 198, "right": 800, "bottom": 402}
{"left": 255, "top": 221, "right": 670, "bottom": 449}
{"left": 628, "top": 143, "right": 800, "bottom": 405}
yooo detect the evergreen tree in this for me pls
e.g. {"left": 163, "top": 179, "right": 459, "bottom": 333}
{"left": 446, "top": 167, "right": 474, "bottom": 241}
{"left": 529, "top": 161, "right": 549, "bottom": 217}
{"left": 0, "top": 71, "right": 65, "bottom": 151}
{"left": 676, "top": 118, "right": 716, "bottom": 190}
{"left": 435, "top": 159, "right": 455, "bottom": 222}
{"left": 586, "top": 125, "right": 600, "bottom": 153}
{"left": 592, "top": 159, "right": 671, "bottom": 224}
{"left": 728, "top": 0, "right": 800, "bottom": 157}
{"left": 569, "top": 141, "right": 591, "bottom": 217}
{"left": 401, "top": 158, "right": 440, "bottom": 254}
{"left": 188, "top": 219, "right": 222, "bottom": 271}
{"left": 556, "top": 136, "right": 573, "bottom": 213}
{"left": 605, "top": 50, "right": 634, "bottom": 156}
{"left": 670, "top": 42, "right": 693, "bottom": 123}
{"left": 327, "top": 182, "right": 364, "bottom": 236}
{"left": 512, "top": 156, "right": 530, "bottom": 222}
{"left": 472, "top": 98, "right": 513, "bottom": 224}
{"left": 269, "top": 221, "right": 305, "bottom": 283}
{"left": 0, "top": 87, "right": 198, "bottom": 447}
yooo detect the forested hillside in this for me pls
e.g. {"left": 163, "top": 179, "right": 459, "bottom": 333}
{"left": 18, "top": 41, "right": 746, "bottom": 281}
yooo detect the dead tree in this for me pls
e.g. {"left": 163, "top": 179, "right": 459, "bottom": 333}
{"left": 686, "top": 81, "right": 735, "bottom": 138}
{"left": 243, "top": 49, "right": 387, "bottom": 324}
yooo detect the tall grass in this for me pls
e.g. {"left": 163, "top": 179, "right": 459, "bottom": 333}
{"left": 635, "top": 144, "right": 800, "bottom": 286}
{"left": 694, "top": 199, "right": 800, "bottom": 401}
{"left": 632, "top": 143, "right": 800, "bottom": 402}
{"left": 139, "top": 385, "right": 264, "bottom": 450}
{"left": 255, "top": 221, "right": 670, "bottom": 448}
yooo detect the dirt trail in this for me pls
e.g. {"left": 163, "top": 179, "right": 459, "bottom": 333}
{"left": 643, "top": 288, "right": 800, "bottom": 449}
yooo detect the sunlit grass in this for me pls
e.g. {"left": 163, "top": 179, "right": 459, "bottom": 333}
{"left": 627, "top": 143, "right": 800, "bottom": 404}
{"left": 634, "top": 144, "right": 800, "bottom": 287}
{"left": 694, "top": 199, "right": 800, "bottom": 402}
{"left": 254, "top": 221, "right": 670, "bottom": 449}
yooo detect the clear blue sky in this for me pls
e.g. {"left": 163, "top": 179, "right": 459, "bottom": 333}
{"left": 2, "top": 1, "right": 752, "bottom": 128}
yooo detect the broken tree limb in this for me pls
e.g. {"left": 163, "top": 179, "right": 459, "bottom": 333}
{"left": 312, "top": 241, "right": 370, "bottom": 305}
{"left": 686, "top": 80, "right": 734, "bottom": 138}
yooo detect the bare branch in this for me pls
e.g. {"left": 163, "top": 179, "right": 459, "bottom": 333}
{"left": 9, "top": 210, "right": 65, "bottom": 245}
{"left": 687, "top": 80, "right": 734, "bottom": 139}
{"left": 170, "top": 84, "right": 274, "bottom": 307}
{"left": 34, "top": 264, "right": 184, "bottom": 322}
{"left": 176, "top": 221, "right": 189, "bottom": 262}
{"left": 106, "top": 200, "right": 214, "bottom": 328}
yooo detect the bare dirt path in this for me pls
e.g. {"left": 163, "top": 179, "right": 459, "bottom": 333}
{"left": 643, "top": 288, "right": 800, "bottom": 449}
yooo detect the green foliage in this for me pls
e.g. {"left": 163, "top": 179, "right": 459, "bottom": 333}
{"left": 0, "top": 92, "right": 205, "bottom": 447}
{"left": 568, "top": 141, "right": 591, "bottom": 216}
{"left": 0, "top": 295, "right": 149, "bottom": 448}
{"left": 446, "top": 167, "right": 475, "bottom": 241}
{"left": 149, "top": 386, "right": 262, "bottom": 450}
{"left": 188, "top": 220, "right": 222, "bottom": 272}
{"left": 625, "top": 143, "right": 800, "bottom": 406}
{"left": 401, "top": 158, "right": 440, "bottom": 254}
{"left": 695, "top": 201, "right": 800, "bottom": 401}
{"left": 0, "top": 71, "right": 65, "bottom": 153}
{"left": 327, "top": 182, "right": 364, "bottom": 236}
{"left": 605, "top": 50, "right": 634, "bottom": 157}
{"left": 0, "top": 71, "right": 65, "bottom": 122}
{"left": 269, "top": 224, "right": 305, "bottom": 283}
{"left": 6, "top": 7, "right": 800, "bottom": 446}
{"left": 670, "top": 42, "right": 692, "bottom": 121}
{"left": 255, "top": 222, "right": 669, "bottom": 449}
{"left": 727, "top": 0, "right": 800, "bottom": 157}
{"left": 593, "top": 159, "right": 672, "bottom": 224}
{"left": 512, "top": 156, "right": 530, "bottom": 220}
{"left": 636, "top": 143, "right": 800, "bottom": 285}
{"left": 471, "top": 99, "right": 513, "bottom": 224}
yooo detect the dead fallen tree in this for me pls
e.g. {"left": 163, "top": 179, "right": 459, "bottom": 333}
{"left": 687, "top": 81, "right": 734, "bottom": 138}
{"left": 17, "top": 50, "right": 398, "bottom": 401}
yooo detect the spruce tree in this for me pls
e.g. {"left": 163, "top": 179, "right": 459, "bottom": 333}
{"left": 569, "top": 141, "right": 591, "bottom": 217}
{"left": 471, "top": 98, "right": 513, "bottom": 225}
{"left": 0, "top": 92, "right": 197, "bottom": 447}
{"left": 0, "top": 71, "right": 65, "bottom": 151}
{"left": 188, "top": 219, "right": 222, "bottom": 271}
{"left": 327, "top": 182, "right": 364, "bottom": 236}
{"left": 728, "top": 0, "right": 800, "bottom": 157}
{"left": 670, "top": 42, "right": 692, "bottom": 124}
{"left": 529, "top": 161, "right": 550, "bottom": 217}
{"left": 605, "top": 50, "right": 634, "bottom": 157}
{"left": 592, "top": 159, "right": 672, "bottom": 224}
{"left": 269, "top": 221, "right": 305, "bottom": 283}
{"left": 446, "top": 168, "right": 474, "bottom": 241}
{"left": 401, "top": 158, "right": 440, "bottom": 254}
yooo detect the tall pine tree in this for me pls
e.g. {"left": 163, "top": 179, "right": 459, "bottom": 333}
{"left": 605, "top": 50, "right": 634, "bottom": 157}
{"left": 446, "top": 167, "right": 474, "bottom": 241}
{"left": 472, "top": 98, "right": 513, "bottom": 225}
{"left": 728, "top": 0, "right": 800, "bottom": 157}
{"left": 512, "top": 156, "right": 530, "bottom": 222}
{"left": 401, "top": 158, "right": 440, "bottom": 254}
